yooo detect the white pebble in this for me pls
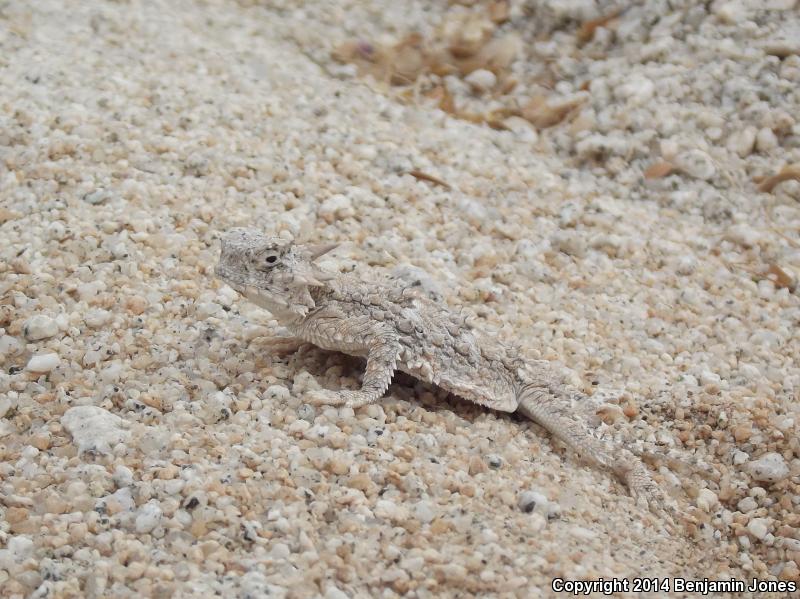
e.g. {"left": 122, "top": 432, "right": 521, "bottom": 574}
{"left": 733, "top": 450, "right": 749, "bottom": 466}
{"left": 325, "top": 587, "right": 350, "bottom": 599}
{"left": 0, "top": 334, "right": 23, "bottom": 360}
{"left": 84, "top": 188, "right": 111, "bottom": 204}
{"left": 674, "top": 149, "right": 716, "bottom": 180}
{"left": 134, "top": 500, "right": 163, "bottom": 533}
{"left": 0, "top": 535, "right": 34, "bottom": 570}
{"left": 747, "top": 452, "right": 789, "bottom": 483}
{"left": 747, "top": 517, "right": 769, "bottom": 540}
{"left": 265, "top": 385, "right": 291, "bottom": 401}
{"left": 26, "top": 352, "right": 60, "bottom": 373}
{"left": 781, "top": 537, "right": 800, "bottom": 552}
{"left": 737, "top": 496, "right": 758, "bottom": 513}
{"left": 62, "top": 405, "right": 130, "bottom": 455}
{"left": 270, "top": 542, "right": 291, "bottom": 560}
{"left": 84, "top": 309, "right": 111, "bottom": 328}
{"left": 23, "top": 315, "right": 59, "bottom": 341}
{"left": 375, "top": 499, "right": 408, "bottom": 522}
{"left": 196, "top": 302, "right": 221, "bottom": 318}
{"left": 755, "top": 127, "right": 778, "bottom": 152}
{"left": 318, "top": 194, "right": 354, "bottom": 223}
{"left": 724, "top": 224, "right": 762, "bottom": 248}
{"left": 518, "top": 490, "right": 549, "bottom": 515}
{"left": 738, "top": 535, "right": 751, "bottom": 549}
{"left": 714, "top": 1, "right": 748, "bottom": 24}
{"left": 616, "top": 75, "right": 654, "bottom": 106}
{"left": 696, "top": 488, "right": 719, "bottom": 512}
{"left": 550, "top": 231, "right": 586, "bottom": 258}
{"left": 465, "top": 68, "right": 496, "bottom": 92}
{"left": 113, "top": 465, "right": 135, "bottom": 487}
{"left": 414, "top": 500, "right": 436, "bottom": 524}
{"left": 726, "top": 126, "right": 756, "bottom": 157}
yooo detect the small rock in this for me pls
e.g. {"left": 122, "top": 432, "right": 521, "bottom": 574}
{"left": 724, "top": 224, "right": 762, "bottom": 248}
{"left": 83, "top": 189, "right": 111, "bottom": 205}
{"left": 134, "top": 501, "right": 163, "bottom": 533}
{"left": 325, "top": 587, "right": 350, "bottom": 599}
{"left": 318, "top": 194, "right": 354, "bottom": 223}
{"left": 374, "top": 499, "right": 408, "bottom": 522}
{"left": 270, "top": 542, "right": 291, "bottom": 560}
{"left": 61, "top": 405, "right": 130, "bottom": 455}
{"left": 465, "top": 69, "right": 496, "bottom": 92}
{"left": 616, "top": 75, "right": 654, "bottom": 106}
{"left": 25, "top": 353, "right": 60, "bottom": 373}
{"left": 732, "top": 450, "right": 749, "bottom": 466}
{"left": 596, "top": 403, "right": 625, "bottom": 425}
{"left": 726, "top": 126, "right": 757, "bottom": 157}
{"left": 196, "top": 302, "right": 221, "bottom": 318}
{"left": 518, "top": 490, "right": 549, "bottom": 515}
{"left": 113, "top": 465, "right": 135, "bottom": 488}
{"left": 696, "top": 488, "right": 719, "bottom": 512}
{"left": 674, "top": 149, "right": 716, "bottom": 180}
{"left": 747, "top": 452, "right": 789, "bottom": 483}
{"left": 747, "top": 517, "right": 769, "bottom": 540}
{"left": 487, "top": 454, "right": 503, "bottom": 469}
{"left": 0, "top": 535, "right": 34, "bottom": 570}
{"left": 414, "top": 500, "right": 436, "bottom": 524}
{"left": 738, "top": 535, "right": 751, "bottom": 549}
{"left": 781, "top": 537, "right": 800, "bottom": 553}
{"left": 265, "top": 385, "right": 291, "bottom": 401}
{"left": 390, "top": 264, "right": 446, "bottom": 302}
{"left": 714, "top": 1, "right": 748, "bottom": 24}
{"left": 23, "top": 315, "right": 59, "bottom": 341}
{"left": 84, "top": 309, "right": 111, "bottom": 328}
{"left": 550, "top": 231, "right": 586, "bottom": 258}
{"left": 0, "top": 397, "right": 10, "bottom": 420}
{"left": 761, "top": 38, "right": 800, "bottom": 58}
{"left": 737, "top": 496, "right": 758, "bottom": 513}
{"left": 699, "top": 370, "right": 721, "bottom": 386}
{"left": 755, "top": 127, "right": 778, "bottom": 152}
{"left": 297, "top": 403, "right": 315, "bottom": 422}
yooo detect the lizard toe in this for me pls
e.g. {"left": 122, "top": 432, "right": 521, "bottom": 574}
{"left": 307, "top": 389, "right": 347, "bottom": 407}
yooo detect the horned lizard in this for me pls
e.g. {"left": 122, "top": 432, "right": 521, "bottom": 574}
{"left": 215, "top": 228, "right": 673, "bottom": 516}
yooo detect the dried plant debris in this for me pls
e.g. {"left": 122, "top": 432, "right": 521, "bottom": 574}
{"left": 756, "top": 163, "right": 800, "bottom": 193}
{"left": 331, "top": 4, "right": 533, "bottom": 130}
{"left": 643, "top": 161, "right": 675, "bottom": 180}
{"left": 407, "top": 170, "right": 452, "bottom": 189}
{"left": 332, "top": 26, "right": 520, "bottom": 88}
{"left": 576, "top": 8, "right": 623, "bottom": 45}
{"left": 764, "top": 263, "right": 797, "bottom": 291}
{"left": 520, "top": 94, "right": 587, "bottom": 129}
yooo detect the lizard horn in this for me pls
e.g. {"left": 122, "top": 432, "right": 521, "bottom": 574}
{"left": 306, "top": 242, "right": 339, "bottom": 261}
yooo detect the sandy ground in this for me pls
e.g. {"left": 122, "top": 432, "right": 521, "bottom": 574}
{"left": 1, "top": 0, "right": 799, "bottom": 597}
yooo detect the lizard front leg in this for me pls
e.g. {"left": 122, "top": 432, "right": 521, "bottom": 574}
{"left": 299, "top": 313, "right": 401, "bottom": 409}
{"left": 261, "top": 328, "right": 306, "bottom": 356}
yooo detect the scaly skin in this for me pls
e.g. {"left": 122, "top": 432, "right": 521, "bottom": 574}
{"left": 215, "top": 228, "right": 676, "bottom": 519}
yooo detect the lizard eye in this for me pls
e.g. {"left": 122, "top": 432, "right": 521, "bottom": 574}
{"left": 256, "top": 250, "right": 281, "bottom": 270}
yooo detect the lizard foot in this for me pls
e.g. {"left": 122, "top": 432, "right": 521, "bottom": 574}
{"left": 307, "top": 389, "right": 379, "bottom": 409}
{"left": 262, "top": 337, "right": 305, "bottom": 356}
{"left": 307, "top": 389, "right": 348, "bottom": 407}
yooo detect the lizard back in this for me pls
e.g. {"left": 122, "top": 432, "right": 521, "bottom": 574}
{"left": 319, "top": 279, "right": 521, "bottom": 412}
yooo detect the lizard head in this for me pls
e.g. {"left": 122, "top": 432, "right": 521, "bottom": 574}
{"left": 215, "top": 228, "right": 337, "bottom": 322}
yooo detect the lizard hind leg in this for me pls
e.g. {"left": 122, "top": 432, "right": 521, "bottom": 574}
{"left": 516, "top": 384, "right": 670, "bottom": 517}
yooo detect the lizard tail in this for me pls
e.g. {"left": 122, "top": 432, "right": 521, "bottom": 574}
{"left": 516, "top": 385, "right": 666, "bottom": 513}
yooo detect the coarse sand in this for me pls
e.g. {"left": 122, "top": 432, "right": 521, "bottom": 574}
{"left": 1, "top": 0, "right": 799, "bottom": 597}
